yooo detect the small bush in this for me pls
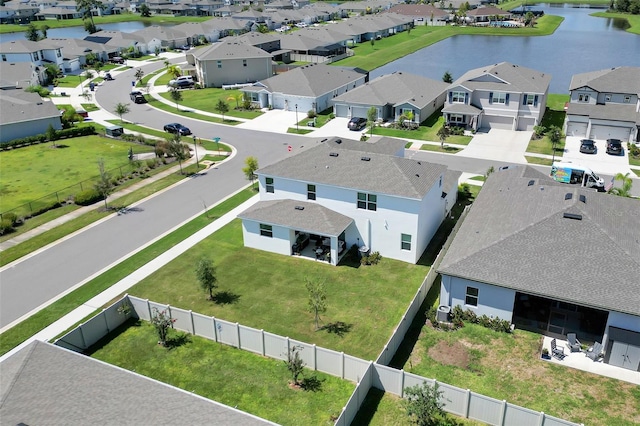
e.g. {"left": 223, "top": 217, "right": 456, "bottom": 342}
{"left": 2, "top": 212, "right": 18, "bottom": 226}
{"left": 146, "top": 158, "right": 157, "bottom": 169}
{"left": 0, "top": 219, "right": 15, "bottom": 235}
{"left": 329, "top": 113, "right": 335, "bottom": 119}
{"left": 307, "top": 110, "right": 317, "bottom": 119}
{"left": 449, "top": 126, "right": 464, "bottom": 136}
{"left": 75, "top": 188, "right": 102, "bottom": 205}
{"left": 361, "top": 251, "right": 382, "bottom": 265}
{"left": 458, "top": 183, "right": 472, "bottom": 200}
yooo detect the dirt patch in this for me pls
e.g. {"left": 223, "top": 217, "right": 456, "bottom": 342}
{"left": 427, "top": 340, "right": 470, "bottom": 369}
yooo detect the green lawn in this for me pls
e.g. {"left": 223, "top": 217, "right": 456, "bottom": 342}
{"left": 0, "top": 136, "right": 154, "bottom": 212}
{"left": 146, "top": 98, "right": 242, "bottom": 125}
{"left": 287, "top": 128, "right": 314, "bottom": 135}
{"left": 157, "top": 88, "right": 263, "bottom": 120}
{"left": 401, "top": 322, "right": 640, "bottom": 426}
{"left": 420, "top": 144, "right": 462, "bottom": 154}
{"left": 374, "top": 111, "right": 472, "bottom": 145}
{"left": 154, "top": 72, "right": 174, "bottom": 86}
{"left": 526, "top": 108, "right": 567, "bottom": 156}
{"left": 54, "top": 74, "right": 86, "bottom": 89}
{"left": 90, "top": 321, "right": 354, "bottom": 425}
{"left": 81, "top": 103, "right": 100, "bottom": 112}
{"left": 525, "top": 156, "right": 554, "bottom": 166}
{"left": 126, "top": 219, "right": 429, "bottom": 361}
{"left": 591, "top": 11, "right": 640, "bottom": 34}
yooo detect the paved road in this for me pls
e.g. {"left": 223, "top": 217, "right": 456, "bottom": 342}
{"left": 0, "top": 60, "right": 310, "bottom": 328}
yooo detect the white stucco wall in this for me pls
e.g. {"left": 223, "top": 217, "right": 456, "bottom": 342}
{"left": 241, "top": 220, "right": 293, "bottom": 257}
{"left": 0, "top": 116, "right": 62, "bottom": 143}
{"left": 440, "top": 275, "right": 516, "bottom": 322}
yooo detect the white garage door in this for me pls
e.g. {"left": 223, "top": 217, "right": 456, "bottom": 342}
{"left": 351, "top": 106, "right": 369, "bottom": 119}
{"left": 334, "top": 104, "right": 349, "bottom": 118}
{"left": 272, "top": 94, "right": 285, "bottom": 110}
{"left": 566, "top": 121, "right": 588, "bottom": 137}
{"left": 482, "top": 115, "right": 513, "bottom": 130}
{"left": 590, "top": 125, "right": 630, "bottom": 141}
{"left": 517, "top": 117, "right": 536, "bottom": 131}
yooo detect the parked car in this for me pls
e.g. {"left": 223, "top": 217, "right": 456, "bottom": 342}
{"left": 110, "top": 56, "right": 125, "bottom": 64}
{"left": 347, "top": 117, "right": 367, "bottom": 131}
{"left": 164, "top": 123, "right": 191, "bottom": 136}
{"left": 579, "top": 139, "right": 596, "bottom": 154}
{"left": 104, "top": 72, "right": 114, "bottom": 81}
{"left": 168, "top": 76, "right": 194, "bottom": 88}
{"left": 75, "top": 109, "right": 88, "bottom": 118}
{"left": 606, "top": 138, "right": 623, "bottom": 155}
{"left": 129, "top": 90, "right": 146, "bottom": 104}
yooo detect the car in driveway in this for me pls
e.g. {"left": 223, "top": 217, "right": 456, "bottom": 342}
{"left": 579, "top": 139, "right": 596, "bottom": 154}
{"left": 606, "top": 138, "right": 623, "bottom": 155}
{"left": 168, "top": 76, "right": 194, "bottom": 88}
{"left": 164, "top": 123, "right": 191, "bottom": 136}
{"left": 347, "top": 117, "right": 367, "bottom": 131}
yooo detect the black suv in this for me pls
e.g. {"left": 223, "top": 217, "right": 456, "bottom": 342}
{"left": 348, "top": 117, "right": 367, "bottom": 131}
{"left": 606, "top": 138, "right": 623, "bottom": 155}
{"left": 579, "top": 139, "right": 596, "bottom": 154}
{"left": 164, "top": 123, "right": 191, "bottom": 136}
{"left": 129, "top": 91, "right": 146, "bottom": 104}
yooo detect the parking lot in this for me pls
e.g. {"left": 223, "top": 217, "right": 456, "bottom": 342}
{"left": 562, "top": 136, "right": 631, "bottom": 176}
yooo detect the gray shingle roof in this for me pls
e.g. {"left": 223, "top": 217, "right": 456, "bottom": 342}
{"left": 239, "top": 199, "right": 354, "bottom": 236}
{"left": 566, "top": 102, "right": 640, "bottom": 123}
{"left": 0, "top": 39, "right": 61, "bottom": 53}
{"left": 569, "top": 66, "right": 640, "bottom": 94}
{"left": 451, "top": 62, "right": 551, "bottom": 94}
{"left": 442, "top": 103, "right": 482, "bottom": 114}
{"left": 257, "top": 139, "right": 448, "bottom": 199}
{"left": 0, "top": 341, "right": 275, "bottom": 425}
{"left": 437, "top": 166, "right": 640, "bottom": 317}
{"left": 249, "top": 63, "right": 367, "bottom": 98}
{"left": 332, "top": 71, "right": 448, "bottom": 110}
{"left": 321, "top": 136, "right": 406, "bottom": 156}
{"left": 0, "top": 91, "right": 60, "bottom": 125}
{"left": 192, "top": 40, "right": 273, "bottom": 61}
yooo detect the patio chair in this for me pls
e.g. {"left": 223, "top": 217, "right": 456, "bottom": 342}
{"left": 566, "top": 333, "right": 582, "bottom": 352}
{"left": 550, "top": 338, "right": 565, "bottom": 360}
{"left": 586, "top": 342, "right": 603, "bottom": 361}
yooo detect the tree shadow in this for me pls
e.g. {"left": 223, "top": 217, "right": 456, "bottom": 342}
{"left": 212, "top": 290, "right": 241, "bottom": 305}
{"left": 350, "top": 387, "right": 386, "bottom": 425}
{"left": 300, "top": 375, "right": 324, "bottom": 392}
{"left": 165, "top": 332, "right": 191, "bottom": 350}
{"left": 320, "top": 321, "right": 353, "bottom": 337}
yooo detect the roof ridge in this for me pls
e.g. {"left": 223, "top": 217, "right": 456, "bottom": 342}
{"left": 0, "top": 340, "right": 39, "bottom": 406}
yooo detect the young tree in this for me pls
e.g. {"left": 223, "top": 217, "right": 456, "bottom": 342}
{"left": 608, "top": 172, "right": 633, "bottom": 197}
{"left": 436, "top": 126, "right": 450, "bottom": 149}
{"left": 442, "top": 70, "right": 453, "bottom": 83}
{"left": 44, "top": 63, "right": 60, "bottom": 84}
{"left": 114, "top": 102, "right": 130, "bottom": 124}
{"left": 166, "top": 132, "right": 189, "bottom": 174}
{"left": 41, "top": 24, "right": 49, "bottom": 39}
{"left": 94, "top": 158, "right": 114, "bottom": 209}
{"left": 169, "top": 87, "right": 183, "bottom": 111}
{"left": 139, "top": 3, "right": 151, "bottom": 17}
{"left": 367, "top": 106, "right": 377, "bottom": 137}
{"left": 151, "top": 307, "right": 176, "bottom": 347}
{"left": 284, "top": 345, "right": 305, "bottom": 385}
{"left": 227, "top": 92, "right": 243, "bottom": 109}
{"left": 46, "top": 124, "right": 58, "bottom": 148}
{"left": 134, "top": 68, "right": 145, "bottom": 85}
{"left": 25, "top": 23, "right": 40, "bottom": 41}
{"left": 242, "top": 156, "right": 259, "bottom": 189}
{"left": 404, "top": 382, "right": 447, "bottom": 426}
{"left": 196, "top": 257, "right": 218, "bottom": 300}
{"left": 215, "top": 99, "right": 229, "bottom": 121}
{"left": 306, "top": 278, "right": 327, "bottom": 330}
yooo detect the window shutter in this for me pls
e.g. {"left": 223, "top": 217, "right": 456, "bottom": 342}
{"left": 534, "top": 95, "right": 538, "bottom": 107}
{"left": 523, "top": 94, "right": 527, "bottom": 105}
{"left": 489, "top": 92, "right": 493, "bottom": 104}
{"left": 505, "top": 93, "right": 510, "bottom": 105}
{"left": 464, "top": 93, "right": 469, "bottom": 104}
{"left": 448, "top": 92, "right": 452, "bottom": 103}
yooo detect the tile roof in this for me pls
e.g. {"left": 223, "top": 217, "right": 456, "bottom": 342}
{"left": 257, "top": 137, "right": 448, "bottom": 199}
{"left": 0, "top": 341, "right": 275, "bottom": 425}
{"left": 569, "top": 66, "right": 640, "bottom": 94}
{"left": 437, "top": 166, "right": 640, "bottom": 316}
{"left": 451, "top": 61, "right": 551, "bottom": 94}
{"left": 239, "top": 199, "right": 354, "bottom": 236}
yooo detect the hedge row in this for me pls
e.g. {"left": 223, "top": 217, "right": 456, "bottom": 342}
{"left": 1, "top": 126, "right": 96, "bottom": 150}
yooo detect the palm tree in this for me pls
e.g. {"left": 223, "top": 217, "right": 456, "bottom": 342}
{"left": 608, "top": 172, "right": 633, "bottom": 197}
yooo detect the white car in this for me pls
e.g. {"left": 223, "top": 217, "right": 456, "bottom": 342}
{"left": 295, "top": 22, "right": 308, "bottom": 28}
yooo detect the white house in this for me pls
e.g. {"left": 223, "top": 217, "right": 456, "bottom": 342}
{"left": 437, "top": 166, "right": 640, "bottom": 372}
{"left": 239, "top": 137, "right": 460, "bottom": 265}
{"left": 0, "top": 39, "right": 64, "bottom": 71}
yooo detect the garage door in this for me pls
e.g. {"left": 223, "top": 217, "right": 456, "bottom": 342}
{"left": 481, "top": 115, "right": 513, "bottom": 130}
{"left": 351, "top": 106, "right": 369, "bottom": 119}
{"left": 517, "top": 117, "right": 536, "bottom": 131}
{"left": 566, "top": 121, "right": 587, "bottom": 137}
{"left": 334, "top": 104, "right": 348, "bottom": 118}
{"left": 272, "top": 94, "right": 285, "bottom": 110}
{"left": 590, "top": 125, "right": 630, "bottom": 141}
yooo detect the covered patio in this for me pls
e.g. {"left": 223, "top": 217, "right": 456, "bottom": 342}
{"left": 442, "top": 103, "right": 481, "bottom": 130}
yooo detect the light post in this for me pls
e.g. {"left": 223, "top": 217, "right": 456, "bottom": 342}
{"left": 193, "top": 135, "right": 199, "bottom": 170}
{"left": 295, "top": 103, "right": 299, "bottom": 132}
{"left": 551, "top": 139, "right": 557, "bottom": 164}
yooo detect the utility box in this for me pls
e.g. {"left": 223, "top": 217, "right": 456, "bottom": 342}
{"left": 436, "top": 305, "right": 451, "bottom": 322}
{"left": 105, "top": 125, "right": 123, "bottom": 138}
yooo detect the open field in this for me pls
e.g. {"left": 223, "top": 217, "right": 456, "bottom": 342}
{"left": 89, "top": 320, "right": 355, "bottom": 425}
{"left": 0, "top": 136, "right": 153, "bottom": 212}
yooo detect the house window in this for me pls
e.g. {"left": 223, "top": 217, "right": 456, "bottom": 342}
{"left": 401, "top": 233, "right": 411, "bottom": 250}
{"left": 449, "top": 114, "right": 464, "bottom": 123}
{"left": 605, "top": 94, "right": 612, "bottom": 102}
{"left": 578, "top": 93, "right": 589, "bottom": 102}
{"left": 259, "top": 224, "right": 273, "bottom": 237}
{"left": 56, "top": 49, "right": 61, "bottom": 58}
{"left": 243, "top": 59, "right": 247, "bottom": 67}
{"left": 452, "top": 91, "right": 465, "bottom": 103}
{"left": 524, "top": 94, "right": 535, "bottom": 105}
{"left": 217, "top": 60, "right": 222, "bottom": 68}
{"left": 492, "top": 92, "right": 507, "bottom": 104}
{"left": 623, "top": 95, "right": 631, "bottom": 103}
{"left": 307, "top": 184, "right": 316, "bottom": 200}
{"left": 265, "top": 177, "right": 274, "bottom": 193}
{"left": 465, "top": 286, "right": 479, "bottom": 307}
{"left": 402, "top": 108, "right": 413, "bottom": 120}
{"left": 357, "top": 192, "right": 377, "bottom": 211}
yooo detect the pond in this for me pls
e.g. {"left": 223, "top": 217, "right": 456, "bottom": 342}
{"left": 0, "top": 21, "right": 171, "bottom": 43}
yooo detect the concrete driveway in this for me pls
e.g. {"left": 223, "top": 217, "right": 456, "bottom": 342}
{"left": 561, "top": 136, "right": 631, "bottom": 176}
{"left": 456, "top": 129, "right": 533, "bottom": 164}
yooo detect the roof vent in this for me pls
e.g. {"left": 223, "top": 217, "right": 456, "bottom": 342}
{"left": 527, "top": 180, "right": 534, "bottom": 186}
{"left": 563, "top": 212, "right": 582, "bottom": 221}
{"left": 361, "top": 156, "right": 370, "bottom": 161}
{"left": 294, "top": 206, "right": 304, "bottom": 211}
{"left": 321, "top": 138, "right": 328, "bottom": 143}
{"left": 329, "top": 152, "right": 339, "bottom": 157}
{"left": 565, "top": 193, "right": 573, "bottom": 200}
{"left": 334, "top": 138, "right": 342, "bottom": 144}
{"left": 415, "top": 174, "right": 420, "bottom": 177}
{"left": 579, "top": 194, "right": 586, "bottom": 203}
{"left": 417, "top": 161, "right": 421, "bottom": 165}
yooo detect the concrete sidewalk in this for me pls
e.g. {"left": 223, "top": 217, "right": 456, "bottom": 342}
{"left": 0, "top": 192, "right": 259, "bottom": 362}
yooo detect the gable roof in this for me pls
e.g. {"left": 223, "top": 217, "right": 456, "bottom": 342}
{"left": 566, "top": 102, "right": 640, "bottom": 124}
{"left": 0, "top": 91, "right": 60, "bottom": 125}
{"left": 568, "top": 66, "right": 640, "bottom": 94}
{"left": 437, "top": 166, "right": 640, "bottom": 317}
{"left": 0, "top": 341, "right": 275, "bottom": 425}
{"left": 239, "top": 199, "right": 354, "bottom": 236}
{"left": 0, "top": 39, "right": 61, "bottom": 54}
{"left": 0, "top": 62, "right": 37, "bottom": 88}
{"left": 257, "top": 137, "right": 448, "bottom": 200}
{"left": 451, "top": 62, "right": 551, "bottom": 94}
{"left": 387, "top": 4, "right": 448, "bottom": 18}
{"left": 246, "top": 63, "right": 367, "bottom": 97}
{"left": 332, "top": 71, "right": 448, "bottom": 109}
{"left": 192, "top": 40, "right": 273, "bottom": 61}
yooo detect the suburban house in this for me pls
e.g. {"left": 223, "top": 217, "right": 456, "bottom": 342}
{"left": 437, "top": 166, "right": 640, "bottom": 372}
{"left": 0, "top": 90, "right": 62, "bottom": 143}
{"left": 465, "top": 6, "right": 513, "bottom": 23}
{"left": 0, "top": 61, "right": 42, "bottom": 88}
{"left": 386, "top": 4, "right": 449, "bottom": 25}
{"left": 131, "top": 25, "right": 190, "bottom": 50}
{"left": 0, "top": 340, "right": 273, "bottom": 425}
{"left": 189, "top": 40, "right": 274, "bottom": 87}
{"left": 239, "top": 137, "right": 460, "bottom": 265}
{"left": 276, "top": 31, "right": 346, "bottom": 63}
{"left": 442, "top": 62, "right": 551, "bottom": 131}
{"left": 43, "top": 38, "right": 118, "bottom": 68}
{"left": 330, "top": 71, "right": 449, "bottom": 123}
{"left": 0, "top": 39, "right": 65, "bottom": 72}
{"left": 564, "top": 66, "right": 640, "bottom": 142}
{"left": 241, "top": 63, "right": 368, "bottom": 113}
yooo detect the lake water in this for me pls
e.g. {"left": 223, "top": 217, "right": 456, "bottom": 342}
{"left": 0, "top": 21, "right": 169, "bottom": 43}
{"left": 371, "top": 3, "right": 640, "bottom": 94}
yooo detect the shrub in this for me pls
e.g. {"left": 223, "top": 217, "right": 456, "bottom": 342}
{"left": 458, "top": 183, "right": 472, "bottom": 200}
{"left": 361, "top": 251, "right": 382, "bottom": 265}
{"left": 307, "top": 110, "right": 317, "bottom": 119}
{"left": 533, "top": 125, "right": 546, "bottom": 139}
{"left": 74, "top": 188, "right": 102, "bottom": 205}
{"left": 0, "top": 219, "right": 15, "bottom": 235}
{"left": 146, "top": 158, "right": 157, "bottom": 169}
{"left": 449, "top": 126, "right": 464, "bottom": 136}
{"left": 31, "top": 201, "right": 61, "bottom": 217}
{"left": 628, "top": 143, "right": 640, "bottom": 159}
{"left": 2, "top": 212, "right": 18, "bottom": 226}
{"left": 329, "top": 113, "right": 335, "bottom": 119}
